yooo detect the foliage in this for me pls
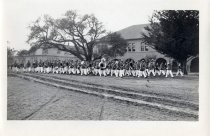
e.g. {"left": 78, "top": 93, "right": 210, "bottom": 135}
{"left": 17, "top": 49, "right": 28, "bottom": 56}
{"left": 27, "top": 10, "right": 127, "bottom": 62}
{"left": 27, "top": 10, "right": 106, "bottom": 61}
{"left": 141, "top": 10, "right": 199, "bottom": 74}
{"left": 7, "top": 47, "right": 16, "bottom": 67}
{"left": 95, "top": 32, "right": 128, "bottom": 59}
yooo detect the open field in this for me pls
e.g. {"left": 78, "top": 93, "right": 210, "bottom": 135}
{"left": 34, "top": 73, "right": 198, "bottom": 103}
{"left": 7, "top": 72, "right": 199, "bottom": 120}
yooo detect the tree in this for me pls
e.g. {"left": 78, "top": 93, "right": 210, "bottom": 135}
{"left": 27, "top": 10, "right": 127, "bottom": 62}
{"left": 94, "top": 32, "right": 128, "bottom": 59}
{"left": 17, "top": 49, "right": 28, "bottom": 56}
{"left": 7, "top": 47, "right": 16, "bottom": 68}
{"left": 141, "top": 10, "right": 199, "bottom": 74}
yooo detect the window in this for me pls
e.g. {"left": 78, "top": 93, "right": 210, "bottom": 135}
{"left": 145, "top": 46, "right": 148, "bottom": 51}
{"left": 141, "top": 46, "right": 145, "bottom": 51}
{"left": 42, "top": 49, "right": 48, "bottom": 54}
{"left": 57, "top": 50, "right": 61, "bottom": 54}
{"left": 127, "top": 47, "right": 132, "bottom": 52}
{"left": 127, "top": 43, "right": 135, "bottom": 52}
{"left": 132, "top": 45, "right": 135, "bottom": 52}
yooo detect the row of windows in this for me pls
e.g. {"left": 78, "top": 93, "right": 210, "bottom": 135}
{"left": 127, "top": 45, "right": 149, "bottom": 52}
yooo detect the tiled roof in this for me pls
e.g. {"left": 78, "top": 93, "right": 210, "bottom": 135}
{"left": 117, "top": 24, "right": 149, "bottom": 40}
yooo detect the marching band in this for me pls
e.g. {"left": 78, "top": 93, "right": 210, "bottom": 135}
{"left": 10, "top": 58, "right": 184, "bottom": 78}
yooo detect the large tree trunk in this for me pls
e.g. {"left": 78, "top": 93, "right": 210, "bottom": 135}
{"left": 182, "top": 59, "right": 188, "bottom": 75}
{"left": 86, "top": 55, "right": 92, "bottom": 62}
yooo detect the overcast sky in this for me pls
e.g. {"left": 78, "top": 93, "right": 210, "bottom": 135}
{"left": 2, "top": 0, "right": 201, "bottom": 50}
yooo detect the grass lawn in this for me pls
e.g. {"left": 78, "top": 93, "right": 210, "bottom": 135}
{"left": 38, "top": 73, "right": 199, "bottom": 104}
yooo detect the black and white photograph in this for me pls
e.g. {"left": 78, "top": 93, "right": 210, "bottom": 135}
{"left": 1, "top": 0, "right": 210, "bottom": 135}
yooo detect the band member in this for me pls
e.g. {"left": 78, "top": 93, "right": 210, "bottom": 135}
{"left": 12, "top": 61, "right": 17, "bottom": 72}
{"left": 165, "top": 62, "right": 174, "bottom": 77}
{"left": 68, "top": 60, "right": 73, "bottom": 74}
{"left": 141, "top": 60, "right": 147, "bottom": 78}
{"left": 76, "top": 60, "right": 81, "bottom": 74}
{"left": 176, "top": 63, "right": 184, "bottom": 76}
{"left": 119, "top": 60, "right": 125, "bottom": 78}
{"left": 106, "top": 61, "right": 112, "bottom": 76}
{"left": 46, "top": 60, "right": 51, "bottom": 73}
{"left": 26, "top": 60, "right": 31, "bottom": 72}
{"left": 136, "top": 60, "right": 142, "bottom": 77}
{"left": 63, "top": 60, "right": 69, "bottom": 74}
{"left": 98, "top": 58, "right": 107, "bottom": 77}
{"left": 145, "top": 61, "right": 149, "bottom": 76}
{"left": 50, "top": 60, "right": 54, "bottom": 73}
{"left": 113, "top": 60, "right": 120, "bottom": 77}
{"left": 148, "top": 59, "right": 155, "bottom": 76}
{"left": 43, "top": 60, "right": 48, "bottom": 73}
{"left": 128, "top": 60, "right": 134, "bottom": 76}
{"left": 36, "top": 60, "right": 41, "bottom": 73}
{"left": 19, "top": 61, "right": 24, "bottom": 73}
{"left": 154, "top": 63, "right": 161, "bottom": 76}
{"left": 59, "top": 60, "right": 64, "bottom": 74}
{"left": 92, "top": 61, "right": 97, "bottom": 75}
{"left": 110, "top": 61, "right": 115, "bottom": 76}
{"left": 132, "top": 61, "right": 138, "bottom": 77}
{"left": 71, "top": 60, "right": 77, "bottom": 74}
{"left": 32, "top": 60, "right": 37, "bottom": 72}
{"left": 88, "top": 61, "right": 94, "bottom": 75}
{"left": 22, "top": 61, "right": 27, "bottom": 72}
{"left": 14, "top": 62, "right": 20, "bottom": 73}
{"left": 160, "top": 62, "right": 166, "bottom": 76}
{"left": 53, "top": 60, "right": 58, "bottom": 74}
{"left": 124, "top": 62, "right": 130, "bottom": 76}
{"left": 80, "top": 61, "right": 87, "bottom": 76}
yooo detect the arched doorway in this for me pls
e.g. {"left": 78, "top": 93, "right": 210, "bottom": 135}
{"left": 190, "top": 57, "right": 199, "bottom": 72}
{"left": 155, "top": 58, "right": 167, "bottom": 66}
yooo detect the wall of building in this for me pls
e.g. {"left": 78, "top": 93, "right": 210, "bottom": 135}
{"left": 15, "top": 48, "right": 77, "bottom": 63}
{"left": 116, "top": 39, "right": 170, "bottom": 62}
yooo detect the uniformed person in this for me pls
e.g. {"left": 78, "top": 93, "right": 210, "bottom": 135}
{"left": 154, "top": 63, "right": 161, "bottom": 76}
{"left": 119, "top": 60, "right": 125, "bottom": 78}
{"left": 98, "top": 58, "right": 107, "bottom": 77}
{"left": 148, "top": 59, "right": 155, "bottom": 76}
{"left": 26, "top": 60, "right": 31, "bottom": 72}
{"left": 176, "top": 62, "right": 184, "bottom": 76}
{"left": 165, "top": 62, "right": 174, "bottom": 77}
{"left": 160, "top": 62, "right": 166, "bottom": 76}
{"left": 141, "top": 60, "right": 147, "bottom": 78}
{"left": 80, "top": 61, "right": 87, "bottom": 76}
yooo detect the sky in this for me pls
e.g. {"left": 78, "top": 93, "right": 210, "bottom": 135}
{"left": 2, "top": 0, "right": 201, "bottom": 51}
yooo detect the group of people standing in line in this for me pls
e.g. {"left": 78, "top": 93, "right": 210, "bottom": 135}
{"left": 10, "top": 58, "right": 184, "bottom": 78}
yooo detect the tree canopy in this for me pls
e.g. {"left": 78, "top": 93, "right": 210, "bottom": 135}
{"left": 141, "top": 10, "right": 199, "bottom": 74}
{"left": 94, "top": 32, "right": 128, "bottom": 58}
{"left": 7, "top": 47, "right": 16, "bottom": 67}
{"left": 17, "top": 49, "right": 28, "bottom": 56}
{"left": 27, "top": 10, "right": 127, "bottom": 61}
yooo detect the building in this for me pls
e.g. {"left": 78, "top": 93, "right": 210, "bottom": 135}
{"left": 95, "top": 24, "right": 198, "bottom": 73}
{"left": 94, "top": 24, "right": 171, "bottom": 63}
{"left": 14, "top": 47, "right": 77, "bottom": 63}
{"left": 15, "top": 24, "right": 198, "bottom": 73}
{"left": 116, "top": 24, "right": 170, "bottom": 62}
